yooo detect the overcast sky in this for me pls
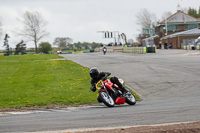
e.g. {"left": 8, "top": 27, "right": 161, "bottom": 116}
{"left": 0, "top": 0, "right": 199, "bottom": 49}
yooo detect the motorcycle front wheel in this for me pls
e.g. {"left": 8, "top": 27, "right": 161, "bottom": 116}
{"left": 99, "top": 91, "right": 115, "bottom": 107}
{"left": 125, "top": 91, "right": 136, "bottom": 105}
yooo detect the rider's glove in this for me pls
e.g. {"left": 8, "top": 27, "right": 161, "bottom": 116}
{"left": 102, "top": 77, "right": 107, "bottom": 81}
{"left": 102, "top": 72, "right": 111, "bottom": 81}
{"left": 90, "top": 87, "right": 96, "bottom": 92}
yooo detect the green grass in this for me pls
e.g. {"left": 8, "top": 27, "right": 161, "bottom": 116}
{"left": 0, "top": 54, "right": 97, "bottom": 108}
{"left": 0, "top": 54, "right": 140, "bottom": 109}
{"left": 25, "top": 52, "right": 36, "bottom": 55}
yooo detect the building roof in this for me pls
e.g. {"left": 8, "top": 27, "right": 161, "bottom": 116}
{"left": 143, "top": 35, "right": 159, "bottom": 41}
{"left": 160, "top": 11, "right": 200, "bottom": 25}
{"left": 161, "top": 28, "right": 200, "bottom": 40}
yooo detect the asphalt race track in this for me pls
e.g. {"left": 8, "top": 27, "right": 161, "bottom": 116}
{"left": 1, "top": 50, "right": 200, "bottom": 133}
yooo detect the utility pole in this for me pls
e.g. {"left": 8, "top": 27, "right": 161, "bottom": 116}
{"left": 165, "top": 18, "right": 168, "bottom": 36}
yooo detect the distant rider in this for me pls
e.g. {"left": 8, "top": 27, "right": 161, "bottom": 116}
{"left": 102, "top": 46, "right": 107, "bottom": 55}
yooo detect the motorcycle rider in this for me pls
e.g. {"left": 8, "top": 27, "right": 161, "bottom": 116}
{"left": 102, "top": 46, "right": 107, "bottom": 55}
{"left": 89, "top": 67, "right": 127, "bottom": 93}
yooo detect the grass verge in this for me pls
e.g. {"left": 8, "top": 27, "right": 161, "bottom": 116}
{"left": 0, "top": 54, "right": 97, "bottom": 108}
{"left": 0, "top": 54, "right": 140, "bottom": 109}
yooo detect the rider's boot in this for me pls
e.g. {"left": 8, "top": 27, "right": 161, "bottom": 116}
{"left": 115, "top": 82, "right": 128, "bottom": 95}
{"left": 121, "top": 85, "right": 128, "bottom": 96}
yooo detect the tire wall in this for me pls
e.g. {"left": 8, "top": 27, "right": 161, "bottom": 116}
{"left": 123, "top": 47, "right": 157, "bottom": 54}
{"left": 123, "top": 47, "right": 146, "bottom": 54}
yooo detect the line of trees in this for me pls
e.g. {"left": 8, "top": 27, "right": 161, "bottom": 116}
{"left": 73, "top": 42, "right": 104, "bottom": 50}
{"left": 188, "top": 7, "right": 200, "bottom": 18}
{"left": 3, "top": 36, "right": 27, "bottom": 55}
{"left": 53, "top": 37, "right": 104, "bottom": 50}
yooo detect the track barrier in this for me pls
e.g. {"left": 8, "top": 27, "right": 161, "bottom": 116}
{"left": 123, "top": 47, "right": 156, "bottom": 54}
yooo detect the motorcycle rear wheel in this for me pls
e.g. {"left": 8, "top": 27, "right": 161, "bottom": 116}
{"left": 99, "top": 91, "right": 115, "bottom": 107}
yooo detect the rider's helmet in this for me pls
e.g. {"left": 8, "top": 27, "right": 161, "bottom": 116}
{"left": 89, "top": 67, "right": 99, "bottom": 79}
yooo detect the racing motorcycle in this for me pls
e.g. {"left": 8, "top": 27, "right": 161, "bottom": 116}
{"left": 102, "top": 47, "right": 107, "bottom": 55}
{"left": 95, "top": 75, "right": 136, "bottom": 107}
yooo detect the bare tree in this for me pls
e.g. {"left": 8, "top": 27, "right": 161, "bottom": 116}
{"left": 16, "top": 11, "right": 49, "bottom": 53}
{"left": 136, "top": 8, "right": 157, "bottom": 29}
{"left": 161, "top": 11, "right": 173, "bottom": 22}
{"left": 53, "top": 37, "right": 73, "bottom": 49}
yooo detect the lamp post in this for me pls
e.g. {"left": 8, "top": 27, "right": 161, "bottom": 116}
{"left": 165, "top": 18, "right": 168, "bottom": 36}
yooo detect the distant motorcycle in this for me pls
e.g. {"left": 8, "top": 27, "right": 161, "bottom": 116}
{"left": 57, "top": 50, "right": 62, "bottom": 54}
{"left": 95, "top": 75, "right": 136, "bottom": 107}
{"left": 102, "top": 47, "right": 107, "bottom": 55}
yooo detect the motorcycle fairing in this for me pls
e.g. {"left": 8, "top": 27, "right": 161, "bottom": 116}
{"left": 115, "top": 97, "right": 126, "bottom": 104}
{"left": 103, "top": 80, "right": 113, "bottom": 90}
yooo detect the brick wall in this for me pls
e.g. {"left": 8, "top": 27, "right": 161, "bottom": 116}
{"left": 162, "top": 35, "right": 199, "bottom": 49}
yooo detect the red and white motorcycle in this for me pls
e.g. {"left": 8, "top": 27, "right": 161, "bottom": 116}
{"left": 95, "top": 75, "right": 136, "bottom": 107}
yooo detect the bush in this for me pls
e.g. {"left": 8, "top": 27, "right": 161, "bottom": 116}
{"left": 39, "top": 42, "right": 52, "bottom": 54}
